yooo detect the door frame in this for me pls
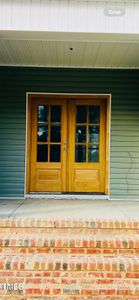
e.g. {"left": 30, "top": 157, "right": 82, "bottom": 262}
{"left": 25, "top": 93, "right": 111, "bottom": 197}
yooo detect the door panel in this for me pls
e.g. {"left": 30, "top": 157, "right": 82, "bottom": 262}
{"left": 30, "top": 99, "right": 67, "bottom": 192}
{"left": 29, "top": 97, "right": 106, "bottom": 193}
{"left": 68, "top": 99, "right": 106, "bottom": 193}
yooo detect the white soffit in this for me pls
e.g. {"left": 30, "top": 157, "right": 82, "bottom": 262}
{"left": 0, "top": 33, "right": 139, "bottom": 68}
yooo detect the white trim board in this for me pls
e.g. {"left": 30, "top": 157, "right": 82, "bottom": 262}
{"left": 1, "top": 65, "right": 139, "bottom": 70}
{"left": 1, "top": 196, "right": 139, "bottom": 201}
{"left": 110, "top": 197, "right": 139, "bottom": 201}
{"left": 26, "top": 194, "right": 109, "bottom": 200}
{"left": 1, "top": 32, "right": 139, "bottom": 43}
{"left": 0, "top": 197, "right": 25, "bottom": 200}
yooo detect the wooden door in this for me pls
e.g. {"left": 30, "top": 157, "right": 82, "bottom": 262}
{"left": 29, "top": 97, "right": 106, "bottom": 193}
{"left": 68, "top": 99, "right": 106, "bottom": 193}
{"left": 30, "top": 98, "right": 67, "bottom": 192}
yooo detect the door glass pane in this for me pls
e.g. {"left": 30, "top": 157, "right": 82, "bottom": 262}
{"left": 76, "top": 106, "right": 87, "bottom": 123}
{"left": 51, "top": 106, "right": 61, "bottom": 123}
{"left": 88, "top": 145, "right": 99, "bottom": 162}
{"left": 37, "top": 125, "right": 48, "bottom": 142}
{"left": 75, "top": 145, "right": 86, "bottom": 162}
{"left": 76, "top": 126, "right": 86, "bottom": 143}
{"left": 88, "top": 126, "right": 99, "bottom": 143}
{"left": 50, "top": 125, "right": 61, "bottom": 142}
{"left": 38, "top": 105, "right": 48, "bottom": 122}
{"left": 37, "top": 145, "right": 48, "bottom": 162}
{"left": 89, "top": 106, "right": 100, "bottom": 124}
{"left": 50, "top": 145, "right": 61, "bottom": 162}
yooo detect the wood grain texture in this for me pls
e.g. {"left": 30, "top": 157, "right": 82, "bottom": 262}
{"left": 27, "top": 95, "right": 109, "bottom": 194}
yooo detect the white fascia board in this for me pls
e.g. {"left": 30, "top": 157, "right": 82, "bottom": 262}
{"left": 1, "top": 31, "right": 139, "bottom": 44}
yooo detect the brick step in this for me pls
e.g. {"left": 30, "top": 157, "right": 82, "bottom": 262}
{"left": 0, "top": 225, "right": 138, "bottom": 238}
{"left": 0, "top": 229, "right": 139, "bottom": 255}
{"left": 0, "top": 253, "right": 138, "bottom": 271}
{"left": 0, "top": 233, "right": 138, "bottom": 248}
{"left": 1, "top": 227, "right": 138, "bottom": 237}
{"left": 1, "top": 297, "right": 139, "bottom": 300}
{"left": 0, "top": 218, "right": 138, "bottom": 229}
{"left": 0, "top": 254, "right": 138, "bottom": 298}
{"left": 0, "top": 247, "right": 139, "bottom": 255}
{"left": 1, "top": 294, "right": 139, "bottom": 299}
{"left": 1, "top": 269, "right": 139, "bottom": 279}
{"left": 0, "top": 277, "right": 139, "bottom": 297}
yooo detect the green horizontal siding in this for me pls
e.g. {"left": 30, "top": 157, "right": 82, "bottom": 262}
{"left": 0, "top": 67, "right": 139, "bottom": 198}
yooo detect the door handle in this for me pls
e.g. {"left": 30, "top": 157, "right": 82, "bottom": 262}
{"left": 63, "top": 142, "right": 68, "bottom": 151}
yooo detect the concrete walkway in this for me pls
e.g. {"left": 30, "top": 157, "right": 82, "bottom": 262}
{"left": 0, "top": 198, "right": 139, "bottom": 220}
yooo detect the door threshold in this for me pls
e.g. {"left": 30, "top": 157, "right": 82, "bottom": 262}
{"left": 26, "top": 194, "right": 109, "bottom": 200}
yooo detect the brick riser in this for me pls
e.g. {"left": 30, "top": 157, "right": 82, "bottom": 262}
{"left": 0, "top": 219, "right": 138, "bottom": 300}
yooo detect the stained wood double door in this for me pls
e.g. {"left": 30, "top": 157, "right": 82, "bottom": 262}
{"left": 29, "top": 97, "right": 106, "bottom": 193}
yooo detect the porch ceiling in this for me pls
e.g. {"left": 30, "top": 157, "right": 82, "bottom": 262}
{"left": 0, "top": 31, "right": 139, "bottom": 68}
